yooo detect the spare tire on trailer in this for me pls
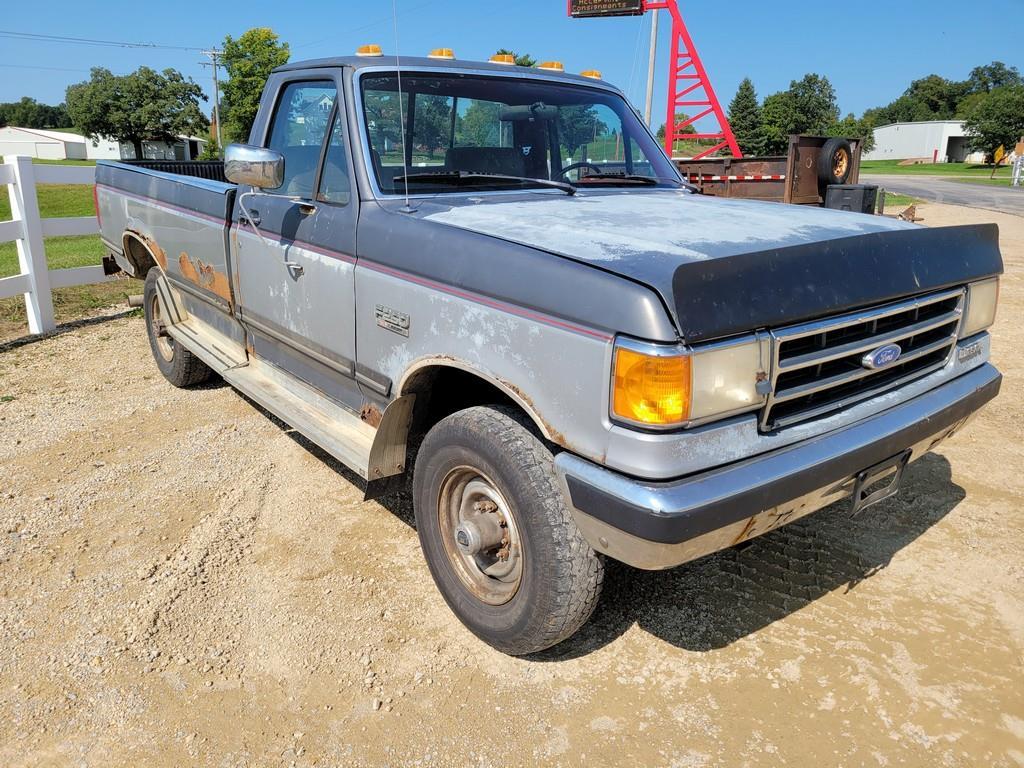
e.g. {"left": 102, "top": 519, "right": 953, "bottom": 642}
{"left": 818, "top": 138, "right": 853, "bottom": 187}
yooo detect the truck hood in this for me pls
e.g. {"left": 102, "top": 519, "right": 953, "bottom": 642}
{"left": 418, "top": 190, "right": 1003, "bottom": 342}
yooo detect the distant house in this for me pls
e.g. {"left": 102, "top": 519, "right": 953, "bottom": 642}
{"left": 0, "top": 127, "right": 88, "bottom": 160}
{"left": 0, "top": 126, "right": 207, "bottom": 161}
{"left": 864, "top": 120, "right": 986, "bottom": 164}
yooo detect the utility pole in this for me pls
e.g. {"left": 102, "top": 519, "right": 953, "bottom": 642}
{"left": 200, "top": 49, "right": 224, "bottom": 153}
{"left": 643, "top": 9, "right": 659, "bottom": 127}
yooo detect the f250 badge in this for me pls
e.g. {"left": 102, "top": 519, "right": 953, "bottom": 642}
{"left": 375, "top": 304, "right": 410, "bottom": 337}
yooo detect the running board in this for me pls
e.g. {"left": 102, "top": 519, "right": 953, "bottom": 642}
{"left": 157, "top": 275, "right": 376, "bottom": 480}
{"left": 165, "top": 318, "right": 247, "bottom": 373}
{"left": 223, "top": 359, "right": 376, "bottom": 479}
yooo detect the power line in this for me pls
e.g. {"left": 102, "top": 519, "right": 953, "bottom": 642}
{"left": 0, "top": 29, "right": 204, "bottom": 51}
{"left": 0, "top": 63, "right": 92, "bottom": 73}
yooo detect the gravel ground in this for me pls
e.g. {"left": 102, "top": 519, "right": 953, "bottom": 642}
{"left": 1, "top": 204, "right": 1022, "bottom": 767}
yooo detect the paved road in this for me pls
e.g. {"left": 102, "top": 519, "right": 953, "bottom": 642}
{"left": 863, "top": 174, "right": 1023, "bottom": 216}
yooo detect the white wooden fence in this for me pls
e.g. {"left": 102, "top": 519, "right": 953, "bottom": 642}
{"left": 0, "top": 155, "right": 113, "bottom": 336}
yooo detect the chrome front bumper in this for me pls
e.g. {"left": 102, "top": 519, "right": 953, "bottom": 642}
{"left": 555, "top": 363, "right": 1001, "bottom": 570}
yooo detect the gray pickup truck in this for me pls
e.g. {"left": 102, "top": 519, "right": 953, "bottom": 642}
{"left": 96, "top": 54, "right": 1003, "bottom": 655}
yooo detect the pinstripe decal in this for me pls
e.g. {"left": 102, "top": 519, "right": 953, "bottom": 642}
{"left": 100, "top": 182, "right": 613, "bottom": 342}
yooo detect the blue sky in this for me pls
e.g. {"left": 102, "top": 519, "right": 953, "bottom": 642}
{"left": 1, "top": 0, "right": 1020, "bottom": 125}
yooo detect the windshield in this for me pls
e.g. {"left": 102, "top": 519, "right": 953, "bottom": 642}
{"left": 359, "top": 72, "right": 679, "bottom": 195}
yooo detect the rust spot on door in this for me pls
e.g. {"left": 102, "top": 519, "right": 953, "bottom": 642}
{"left": 179, "top": 252, "right": 232, "bottom": 303}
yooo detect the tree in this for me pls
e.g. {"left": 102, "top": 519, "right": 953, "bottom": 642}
{"left": 414, "top": 94, "right": 451, "bottom": 158}
{"left": 826, "top": 112, "right": 876, "bottom": 153}
{"left": 788, "top": 73, "right": 839, "bottom": 132}
{"left": 66, "top": 67, "right": 209, "bottom": 159}
{"left": 963, "top": 85, "right": 1024, "bottom": 167}
{"left": 558, "top": 105, "right": 607, "bottom": 157}
{"left": 221, "top": 28, "right": 290, "bottom": 144}
{"left": 0, "top": 97, "right": 72, "bottom": 129}
{"left": 196, "top": 137, "right": 222, "bottom": 160}
{"left": 759, "top": 74, "right": 839, "bottom": 154}
{"left": 903, "top": 74, "right": 965, "bottom": 119}
{"left": 457, "top": 101, "right": 501, "bottom": 147}
{"left": 726, "top": 78, "right": 764, "bottom": 156}
{"left": 495, "top": 49, "right": 536, "bottom": 68}
{"left": 966, "top": 61, "right": 1022, "bottom": 94}
{"left": 759, "top": 92, "right": 797, "bottom": 154}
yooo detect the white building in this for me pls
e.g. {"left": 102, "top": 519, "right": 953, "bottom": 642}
{"left": 864, "top": 120, "right": 986, "bottom": 164}
{"left": 0, "top": 126, "right": 207, "bottom": 161}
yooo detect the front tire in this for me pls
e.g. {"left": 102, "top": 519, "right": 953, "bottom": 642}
{"left": 413, "top": 406, "right": 604, "bottom": 655}
{"left": 143, "top": 270, "right": 213, "bottom": 388}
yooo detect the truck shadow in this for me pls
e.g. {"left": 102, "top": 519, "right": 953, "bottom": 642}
{"left": 0, "top": 308, "right": 139, "bottom": 354}
{"left": 535, "top": 452, "right": 965, "bottom": 659}
{"left": 252, "top": 402, "right": 965, "bottom": 660}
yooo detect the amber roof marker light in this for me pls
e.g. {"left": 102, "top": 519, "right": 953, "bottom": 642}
{"left": 580, "top": 69, "right": 603, "bottom": 80}
{"left": 356, "top": 44, "right": 383, "bottom": 57}
{"left": 537, "top": 61, "right": 565, "bottom": 72}
{"left": 428, "top": 47, "right": 456, "bottom": 60}
{"left": 489, "top": 53, "right": 516, "bottom": 65}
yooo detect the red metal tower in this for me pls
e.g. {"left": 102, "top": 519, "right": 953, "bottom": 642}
{"left": 643, "top": 0, "right": 741, "bottom": 159}
{"left": 568, "top": 0, "right": 741, "bottom": 159}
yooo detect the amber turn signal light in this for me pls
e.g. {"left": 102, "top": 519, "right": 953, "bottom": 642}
{"left": 612, "top": 346, "right": 691, "bottom": 427}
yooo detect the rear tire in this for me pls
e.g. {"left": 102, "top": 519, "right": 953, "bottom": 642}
{"left": 143, "top": 270, "right": 213, "bottom": 388}
{"left": 413, "top": 405, "right": 604, "bottom": 655}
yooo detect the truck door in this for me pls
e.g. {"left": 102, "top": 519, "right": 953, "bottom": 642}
{"left": 232, "top": 76, "right": 361, "bottom": 405}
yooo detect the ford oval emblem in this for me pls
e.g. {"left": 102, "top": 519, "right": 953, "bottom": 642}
{"left": 862, "top": 343, "right": 903, "bottom": 370}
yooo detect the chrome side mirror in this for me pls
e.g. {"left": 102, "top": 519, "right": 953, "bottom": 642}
{"left": 224, "top": 143, "right": 284, "bottom": 189}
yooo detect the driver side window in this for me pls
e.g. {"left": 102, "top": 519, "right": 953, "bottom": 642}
{"left": 265, "top": 80, "right": 337, "bottom": 198}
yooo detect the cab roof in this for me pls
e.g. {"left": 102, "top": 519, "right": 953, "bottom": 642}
{"left": 274, "top": 55, "right": 613, "bottom": 88}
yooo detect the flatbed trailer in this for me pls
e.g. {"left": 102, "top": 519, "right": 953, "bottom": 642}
{"left": 675, "top": 135, "right": 864, "bottom": 206}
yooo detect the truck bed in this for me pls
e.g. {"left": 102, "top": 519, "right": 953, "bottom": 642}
{"left": 120, "top": 159, "right": 228, "bottom": 183}
{"left": 96, "top": 160, "right": 237, "bottom": 307}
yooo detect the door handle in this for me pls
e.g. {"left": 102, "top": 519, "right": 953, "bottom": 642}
{"left": 245, "top": 209, "right": 261, "bottom": 227}
{"left": 284, "top": 261, "right": 304, "bottom": 277}
{"left": 297, "top": 201, "right": 317, "bottom": 216}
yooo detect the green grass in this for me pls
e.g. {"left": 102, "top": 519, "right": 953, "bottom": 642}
{"left": 0, "top": 179, "right": 137, "bottom": 340}
{"left": 861, "top": 160, "right": 1012, "bottom": 177}
{"left": 877, "top": 192, "right": 920, "bottom": 209}
{"left": 0, "top": 183, "right": 97, "bottom": 222}
{"left": 946, "top": 177, "right": 1021, "bottom": 188}
{"left": 0, "top": 235, "right": 105, "bottom": 277}
{"left": 32, "top": 158, "right": 96, "bottom": 166}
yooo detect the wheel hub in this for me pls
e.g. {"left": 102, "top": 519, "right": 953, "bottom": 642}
{"left": 149, "top": 293, "right": 174, "bottom": 362}
{"left": 438, "top": 469, "right": 523, "bottom": 605}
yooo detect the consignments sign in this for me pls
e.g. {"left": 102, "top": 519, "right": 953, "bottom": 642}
{"left": 569, "top": 0, "right": 645, "bottom": 18}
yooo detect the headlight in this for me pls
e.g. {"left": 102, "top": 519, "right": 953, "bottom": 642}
{"left": 962, "top": 278, "right": 999, "bottom": 337}
{"left": 611, "top": 335, "right": 769, "bottom": 429}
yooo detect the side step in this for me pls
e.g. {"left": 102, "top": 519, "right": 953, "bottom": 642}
{"left": 157, "top": 277, "right": 376, "bottom": 480}
{"left": 223, "top": 358, "right": 375, "bottom": 479}
{"left": 165, "top": 317, "right": 247, "bottom": 373}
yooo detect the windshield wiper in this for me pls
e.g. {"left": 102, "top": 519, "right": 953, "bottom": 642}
{"left": 578, "top": 173, "right": 699, "bottom": 193}
{"left": 393, "top": 170, "right": 576, "bottom": 196}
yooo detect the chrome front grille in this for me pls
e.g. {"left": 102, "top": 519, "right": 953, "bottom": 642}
{"left": 762, "top": 288, "right": 965, "bottom": 431}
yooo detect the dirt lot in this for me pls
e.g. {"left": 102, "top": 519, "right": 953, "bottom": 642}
{"left": 1, "top": 203, "right": 1023, "bottom": 767}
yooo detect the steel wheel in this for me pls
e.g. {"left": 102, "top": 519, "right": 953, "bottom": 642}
{"left": 437, "top": 466, "right": 523, "bottom": 606}
{"left": 832, "top": 148, "right": 850, "bottom": 179}
{"left": 148, "top": 291, "right": 174, "bottom": 362}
